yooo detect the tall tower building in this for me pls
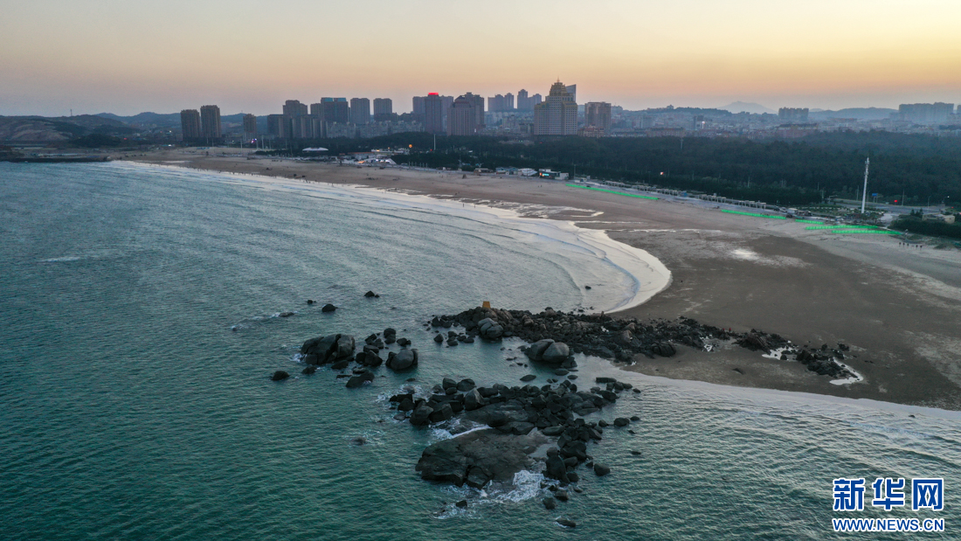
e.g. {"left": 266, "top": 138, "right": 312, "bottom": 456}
{"left": 200, "top": 105, "right": 222, "bottom": 140}
{"left": 584, "top": 102, "right": 612, "bottom": 134}
{"left": 517, "top": 89, "right": 530, "bottom": 111}
{"left": 321, "top": 98, "right": 350, "bottom": 124}
{"left": 243, "top": 114, "right": 257, "bottom": 137}
{"left": 424, "top": 93, "right": 445, "bottom": 134}
{"left": 373, "top": 98, "right": 393, "bottom": 121}
{"left": 462, "top": 92, "right": 484, "bottom": 130}
{"left": 533, "top": 81, "right": 577, "bottom": 136}
{"left": 180, "top": 109, "right": 201, "bottom": 141}
{"left": 447, "top": 95, "right": 477, "bottom": 136}
{"left": 350, "top": 98, "right": 370, "bottom": 124}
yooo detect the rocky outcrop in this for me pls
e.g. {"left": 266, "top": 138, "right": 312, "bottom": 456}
{"left": 416, "top": 429, "right": 549, "bottom": 488}
{"left": 301, "top": 334, "right": 356, "bottom": 365}
{"left": 429, "top": 307, "right": 855, "bottom": 379}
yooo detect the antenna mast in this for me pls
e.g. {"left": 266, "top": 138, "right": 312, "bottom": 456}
{"left": 860, "top": 157, "right": 869, "bottom": 214}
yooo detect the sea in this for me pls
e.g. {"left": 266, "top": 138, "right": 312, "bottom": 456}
{"left": 1, "top": 161, "right": 957, "bottom": 540}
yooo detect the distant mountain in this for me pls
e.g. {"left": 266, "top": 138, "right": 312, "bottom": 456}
{"left": 809, "top": 108, "right": 897, "bottom": 121}
{"left": 0, "top": 114, "right": 133, "bottom": 142}
{"left": 97, "top": 112, "right": 181, "bottom": 128}
{"left": 719, "top": 102, "right": 775, "bottom": 115}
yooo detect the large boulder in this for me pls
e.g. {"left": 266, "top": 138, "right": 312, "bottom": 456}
{"left": 477, "top": 318, "right": 504, "bottom": 341}
{"left": 300, "top": 334, "right": 355, "bottom": 365}
{"left": 345, "top": 369, "right": 374, "bottom": 388}
{"left": 540, "top": 342, "right": 571, "bottom": 365}
{"left": 524, "top": 339, "right": 554, "bottom": 362}
{"left": 271, "top": 370, "right": 290, "bottom": 381}
{"left": 386, "top": 348, "right": 418, "bottom": 371}
{"left": 415, "top": 429, "right": 548, "bottom": 487}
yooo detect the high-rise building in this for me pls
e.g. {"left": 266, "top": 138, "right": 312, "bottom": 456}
{"left": 282, "top": 100, "right": 310, "bottom": 139}
{"left": 488, "top": 93, "right": 515, "bottom": 113}
{"left": 565, "top": 84, "right": 576, "bottom": 103}
{"left": 424, "top": 93, "right": 445, "bottom": 134}
{"left": 321, "top": 98, "right": 350, "bottom": 124}
{"left": 533, "top": 81, "right": 577, "bottom": 136}
{"left": 373, "top": 98, "right": 393, "bottom": 121}
{"left": 267, "top": 114, "right": 286, "bottom": 138}
{"left": 778, "top": 108, "right": 809, "bottom": 122}
{"left": 243, "top": 114, "right": 257, "bottom": 137}
{"left": 899, "top": 103, "right": 955, "bottom": 124}
{"left": 200, "top": 105, "right": 222, "bottom": 140}
{"left": 180, "top": 109, "right": 201, "bottom": 141}
{"left": 448, "top": 95, "right": 478, "bottom": 136}
{"left": 517, "top": 89, "right": 531, "bottom": 112}
{"left": 463, "top": 92, "right": 485, "bottom": 129}
{"left": 350, "top": 98, "right": 370, "bottom": 124}
{"left": 584, "top": 102, "right": 612, "bottom": 134}
{"left": 412, "top": 96, "right": 426, "bottom": 117}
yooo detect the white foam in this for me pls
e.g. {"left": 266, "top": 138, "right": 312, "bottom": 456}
{"left": 830, "top": 362, "right": 865, "bottom": 385}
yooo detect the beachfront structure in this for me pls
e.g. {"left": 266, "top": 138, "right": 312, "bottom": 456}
{"left": 180, "top": 109, "right": 201, "bottom": 141}
{"left": 584, "top": 102, "right": 612, "bottom": 134}
{"left": 350, "top": 98, "right": 370, "bottom": 125}
{"left": 200, "top": 105, "right": 222, "bottom": 140}
{"left": 534, "top": 81, "right": 577, "bottom": 136}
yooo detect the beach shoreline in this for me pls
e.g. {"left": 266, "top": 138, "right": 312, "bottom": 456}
{"left": 123, "top": 148, "right": 961, "bottom": 410}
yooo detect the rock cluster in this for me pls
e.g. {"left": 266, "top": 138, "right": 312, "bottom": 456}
{"left": 429, "top": 307, "right": 855, "bottom": 379}
{"left": 388, "top": 375, "right": 638, "bottom": 489}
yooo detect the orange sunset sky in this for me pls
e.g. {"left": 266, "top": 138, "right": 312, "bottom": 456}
{"left": 1, "top": 0, "right": 959, "bottom": 116}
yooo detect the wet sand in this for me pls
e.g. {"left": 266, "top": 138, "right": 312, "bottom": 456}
{"left": 125, "top": 148, "right": 961, "bottom": 410}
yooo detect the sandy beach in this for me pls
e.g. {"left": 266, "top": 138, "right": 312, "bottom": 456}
{"left": 125, "top": 148, "right": 961, "bottom": 410}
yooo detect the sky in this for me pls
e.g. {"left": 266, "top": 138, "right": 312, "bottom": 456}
{"left": 1, "top": 0, "right": 960, "bottom": 116}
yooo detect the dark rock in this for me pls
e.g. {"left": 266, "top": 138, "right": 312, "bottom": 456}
{"left": 543, "top": 497, "right": 557, "bottom": 510}
{"left": 554, "top": 489, "right": 569, "bottom": 502}
{"left": 455, "top": 500, "right": 468, "bottom": 508}
{"left": 396, "top": 337, "right": 411, "bottom": 347}
{"left": 346, "top": 369, "right": 374, "bottom": 388}
{"left": 410, "top": 404, "right": 433, "bottom": 426}
{"left": 456, "top": 378, "right": 476, "bottom": 392}
{"left": 364, "top": 290, "right": 379, "bottom": 298}
{"left": 556, "top": 518, "right": 576, "bottom": 529}
{"left": 306, "top": 299, "right": 314, "bottom": 305}
{"left": 301, "top": 334, "right": 355, "bottom": 365}
{"left": 278, "top": 311, "right": 295, "bottom": 318}
{"left": 301, "top": 365, "right": 317, "bottom": 375}
{"left": 434, "top": 334, "right": 444, "bottom": 344}
{"left": 541, "top": 342, "right": 570, "bottom": 365}
{"left": 652, "top": 341, "right": 676, "bottom": 357}
{"left": 520, "top": 374, "right": 537, "bottom": 382}
{"left": 613, "top": 418, "right": 630, "bottom": 427}
{"left": 630, "top": 415, "right": 640, "bottom": 422}
{"left": 477, "top": 318, "right": 505, "bottom": 341}
{"left": 271, "top": 370, "right": 290, "bottom": 381}
{"left": 386, "top": 348, "right": 418, "bottom": 371}
{"left": 428, "top": 403, "right": 454, "bottom": 423}
{"left": 321, "top": 304, "right": 337, "bottom": 313}
{"left": 464, "top": 388, "right": 486, "bottom": 411}
{"left": 416, "top": 429, "right": 549, "bottom": 487}
{"left": 593, "top": 463, "right": 611, "bottom": 476}
{"left": 330, "top": 359, "right": 350, "bottom": 370}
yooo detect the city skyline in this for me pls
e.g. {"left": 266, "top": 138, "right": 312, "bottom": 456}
{"left": 2, "top": 0, "right": 960, "bottom": 117}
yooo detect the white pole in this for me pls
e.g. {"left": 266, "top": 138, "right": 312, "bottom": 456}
{"left": 860, "top": 158, "right": 869, "bottom": 214}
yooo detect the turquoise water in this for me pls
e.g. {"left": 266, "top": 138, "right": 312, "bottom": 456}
{"left": 1, "top": 162, "right": 957, "bottom": 540}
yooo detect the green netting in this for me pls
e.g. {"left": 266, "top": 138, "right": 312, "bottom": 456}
{"left": 720, "top": 209, "right": 787, "bottom": 219}
{"left": 566, "top": 184, "right": 658, "bottom": 200}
